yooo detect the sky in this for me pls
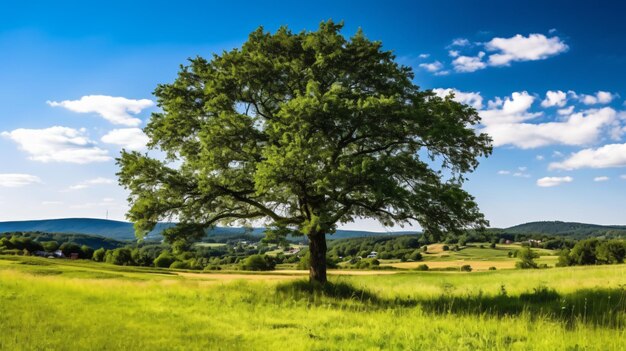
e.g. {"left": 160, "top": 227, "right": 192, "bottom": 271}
{"left": 1, "top": 0, "right": 625, "bottom": 231}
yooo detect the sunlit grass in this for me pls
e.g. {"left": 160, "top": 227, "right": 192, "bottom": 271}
{"left": 0, "top": 256, "right": 624, "bottom": 350}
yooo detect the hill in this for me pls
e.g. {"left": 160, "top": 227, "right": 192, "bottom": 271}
{"left": 503, "top": 221, "right": 626, "bottom": 238}
{"left": 0, "top": 218, "right": 415, "bottom": 241}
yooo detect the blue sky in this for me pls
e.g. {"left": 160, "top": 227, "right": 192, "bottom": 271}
{"left": 1, "top": 1, "right": 625, "bottom": 230}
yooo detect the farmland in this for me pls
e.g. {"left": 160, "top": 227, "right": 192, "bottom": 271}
{"left": 0, "top": 255, "right": 623, "bottom": 350}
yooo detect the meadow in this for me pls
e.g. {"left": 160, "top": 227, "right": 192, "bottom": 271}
{"left": 0, "top": 255, "right": 624, "bottom": 350}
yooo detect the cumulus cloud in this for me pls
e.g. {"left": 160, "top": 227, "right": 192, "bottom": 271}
{"left": 549, "top": 143, "right": 626, "bottom": 170}
{"left": 497, "top": 170, "right": 510, "bottom": 175}
{"left": 418, "top": 53, "right": 430, "bottom": 58}
{"left": 452, "top": 52, "right": 486, "bottom": 72}
{"left": 557, "top": 106, "right": 574, "bottom": 116}
{"left": 68, "top": 177, "right": 115, "bottom": 190}
{"left": 541, "top": 90, "right": 567, "bottom": 107}
{"left": 0, "top": 174, "right": 41, "bottom": 187}
{"left": 536, "top": 155, "right": 545, "bottom": 160}
{"left": 432, "top": 88, "right": 483, "bottom": 109}
{"left": 593, "top": 176, "right": 609, "bottom": 182}
{"left": 1, "top": 126, "right": 110, "bottom": 163}
{"left": 101, "top": 128, "right": 149, "bottom": 151}
{"left": 482, "top": 105, "right": 616, "bottom": 149}
{"left": 480, "top": 91, "right": 539, "bottom": 124}
{"left": 537, "top": 176, "right": 573, "bottom": 187}
{"left": 485, "top": 34, "right": 568, "bottom": 66}
{"left": 450, "top": 38, "right": 470, "bottom": 47}
{"left": 577, "top": 91, "right": 616, "bottom": 105}
{"left": 47, "top": 95, "right": 154, "bottom": 126}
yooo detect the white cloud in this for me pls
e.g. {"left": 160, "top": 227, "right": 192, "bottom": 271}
{"left": 418, "top": 53, "right": 430, "bottom": 58}
{"left": 593, "top": 176, "right": 609, "bottom": 182}
{"left": 537, "top": 176, "right": 573, "bottom": 187}
{"left": 485, "top": 34, "right": 568, "bottom": 66}
{"left": 513, "top": 172, "right": 530, "bottom": 178}
{"left": 549, "top": 143, "right": 626, "bottom": 170}
{"left": 480, "top": 91, "right": 539, "bottom": 124}
{"left": 518, "top": 166, "right": 527, "bottom": 171}
{"left": 101, "top": 128, "right": 149, "bottom": 151}
{"left": 553, "top": 151, "right": 564, "bottom": 158}
{"left": 541, "top": 90, "right": 567, "bottom": 107}
{"left": 497, "top": 170, "right": 510, "bottom": 175}
{"left": 47, "top": 95, "right": 154, "bottom": 126}
{"left": 1, "top": 126, "right": 110, "bottom": 163}
{"left": 578, "top": 91, "right": 615, "bottom": 105}
{"left": 448, "top": 50, "right": 459, "bottom": 58}
{"left": 432, "top": 88, "right": 483, "bottom": 109}
{"left": 557, "top": 106, "right": 574, "bottom": 116}
{"left": 536, "top": 155, "right": 545, "bottom": 160}
{"left": 69, "top": 177, "right": 115, "bottom": 190}
{"left": 450, "top": 38, "right": 470, "bottom": 47}
{"left": 452, "top": 52, "right": 486, "bottom": 72}
{"left": 42, "top": 201, "right": 63, "bottom": 205}
{"left": 419, "top": 61, "right": 444, "bottom": 73}
{"left": 0, "top": 174, "right": 41, "bottom": 187}
{"left": 621, "top": 174, "right": 626, "bottom": 180}
{"left": 482, "top": 107, "right": 616, "bottom": 149}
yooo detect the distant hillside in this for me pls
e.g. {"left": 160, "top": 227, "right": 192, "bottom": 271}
{"left": 503, "top": 221, "right": 626, "bottom": 238}
{"left": 0, "top": 218, "right": 415, "bottom": 241}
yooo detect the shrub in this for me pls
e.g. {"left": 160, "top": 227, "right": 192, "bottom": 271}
{"left": 515, "top": 247, "right": 538, "bottom": 269}
{"left": 105, "top": 248, "right": 133, "bottom": 266}
{"left": 169, "top": 261, "right": 189, "bottom": 269}
{"left": 154, "top": 251, "right": 176, "bottom": 268}
{"left": 92, "top": 248, "right": 106, "bottom": 262}
{"left": 241, "top": 254, "right": 276, "bottom": 271}
{"left": 460, "top": 264, "right": 472, "bottom": 272}
{"left": 408, "top": 250, "right": 423, "bottom": 261}
{"left": 488, "top": 266, "right": 496, "bottom": 270}
{"left": 442, "top": 245, "right": 450, "bottom": 251}
{"left": 414, "top": 264, "right": 429, "bottom": 271}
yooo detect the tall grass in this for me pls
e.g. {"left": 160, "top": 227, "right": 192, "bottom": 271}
{"left": 0, "top": 256, "right": 624, "bottom": 350}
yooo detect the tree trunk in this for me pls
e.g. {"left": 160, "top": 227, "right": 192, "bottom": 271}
{"left": 308, "top": 232, "right": 327, "bottom": 284}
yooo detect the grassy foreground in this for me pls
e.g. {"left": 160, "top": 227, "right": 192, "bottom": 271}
{"left": 0, "top": 256, "right": 624, "bottom": 350}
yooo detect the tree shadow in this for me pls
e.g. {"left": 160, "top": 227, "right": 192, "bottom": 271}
{"left": 418, "top": 286, "right": 625, "bottom": 328}
{"left": 276, "top": 280, "right": 625, "bottom": 328}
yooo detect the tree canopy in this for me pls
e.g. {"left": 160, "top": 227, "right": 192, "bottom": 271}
{"left": 117, "top": 21, "right": 492, "bottom": 283}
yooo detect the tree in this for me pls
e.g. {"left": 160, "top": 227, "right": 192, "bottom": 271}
{"left": 515, "top": 247, "right": 539, "bottom": 269}
{"left": 117, "top": 21, "right": 491, "bottom": 284}
{"left": 240, "top": 254, "right": 276, "bottom": 271}
{"left": 92, "top": 248, "right": 106, "bottom": 262}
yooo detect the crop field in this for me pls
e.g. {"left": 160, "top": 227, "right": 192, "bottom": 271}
{"left": 0, "top": 255, "right": 624, "bottom": 350}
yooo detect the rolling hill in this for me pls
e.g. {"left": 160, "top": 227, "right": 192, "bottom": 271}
{"left": 502, "top": 221, "right": 626, "bottom": 238}
{"left": 0, "top": 218, "right": 415, "bottom": 241}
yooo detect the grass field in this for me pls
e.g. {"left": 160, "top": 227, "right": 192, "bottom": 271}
{"left": 0, "top": 255, "right": 624, "bottom": 350}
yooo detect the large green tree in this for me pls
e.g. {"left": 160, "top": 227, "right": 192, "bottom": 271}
{"left": 117, "top": 21, "right": 492, "bottom": 284}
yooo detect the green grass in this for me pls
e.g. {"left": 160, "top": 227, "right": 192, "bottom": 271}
{"left": 0, "top": 255, "right": 624, "bottom": 350}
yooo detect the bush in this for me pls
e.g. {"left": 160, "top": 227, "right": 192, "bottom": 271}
{"left": 460, "top": 264, "right": 472, "bottom": 272}
{"left": 414, "top": 264, "right": 429, "bottom": 271}
{"left": 169, "top": 261, "right": 189, "bottom": 269}
{"left": 154, "top": 251, "right": 176, "bottom": 268}
{"left": 408, "top": 250, "right": 422, "bottom": 261}
{"left": 515, "top": 247, "right": 538, "bottom": 269}
{"left": 241, "top": 254, "right": 276, "bottom": 271}
{"left": 442, "top": 245, "right": 450, "bottom": 251}
{"left": 488, "top": 266, "right": 497, "bottom": 270}
{"left": 105, "top": 248, "right": 133, "bottom": 266}
{"left": 92, "top": 248, "right": 106, "bottom": 262}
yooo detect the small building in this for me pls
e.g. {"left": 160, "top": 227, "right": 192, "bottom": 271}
{"left": 53, "top": 250, "right": 65, "bottom": 258}
{"left": 366, "top": 251, "right": 378, "bottom": 258}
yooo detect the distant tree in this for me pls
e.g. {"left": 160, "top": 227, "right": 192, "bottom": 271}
{"left": 596, "top": 240, "right": 626, "bottom": 264}
{"left": 80, "top": 245, "right": 94, "bottom": 259}
{"left": 515, "top": 247, "right": 539, "bottom": 269}
{"left": 106, "top": 248, "right": 134, "bottom": 266}
{"left": 59, "top": 242, "right": 82, "bottom": 257}
{"left": 408, "top": 250, "right": 423, "bottom": 261}
{"left": 42, "top": 241, "right": 59, "bottom": 252}
{"left": 460, "top": 264, "right": 472, "bottom": 272}
{"left": 241, "top": 254, "right": 276, "bottom": 271}
{"left": 117, "top": 21, "right": 491, "bottom": 284}
{"left": 569, "top": 239, "right": 599, "bottom": 265}
{"left": 154, "top": 251, "right": 176, "bottom": 268}
{"left": 92, "top": 248, "right": 106, "bottom": 262}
